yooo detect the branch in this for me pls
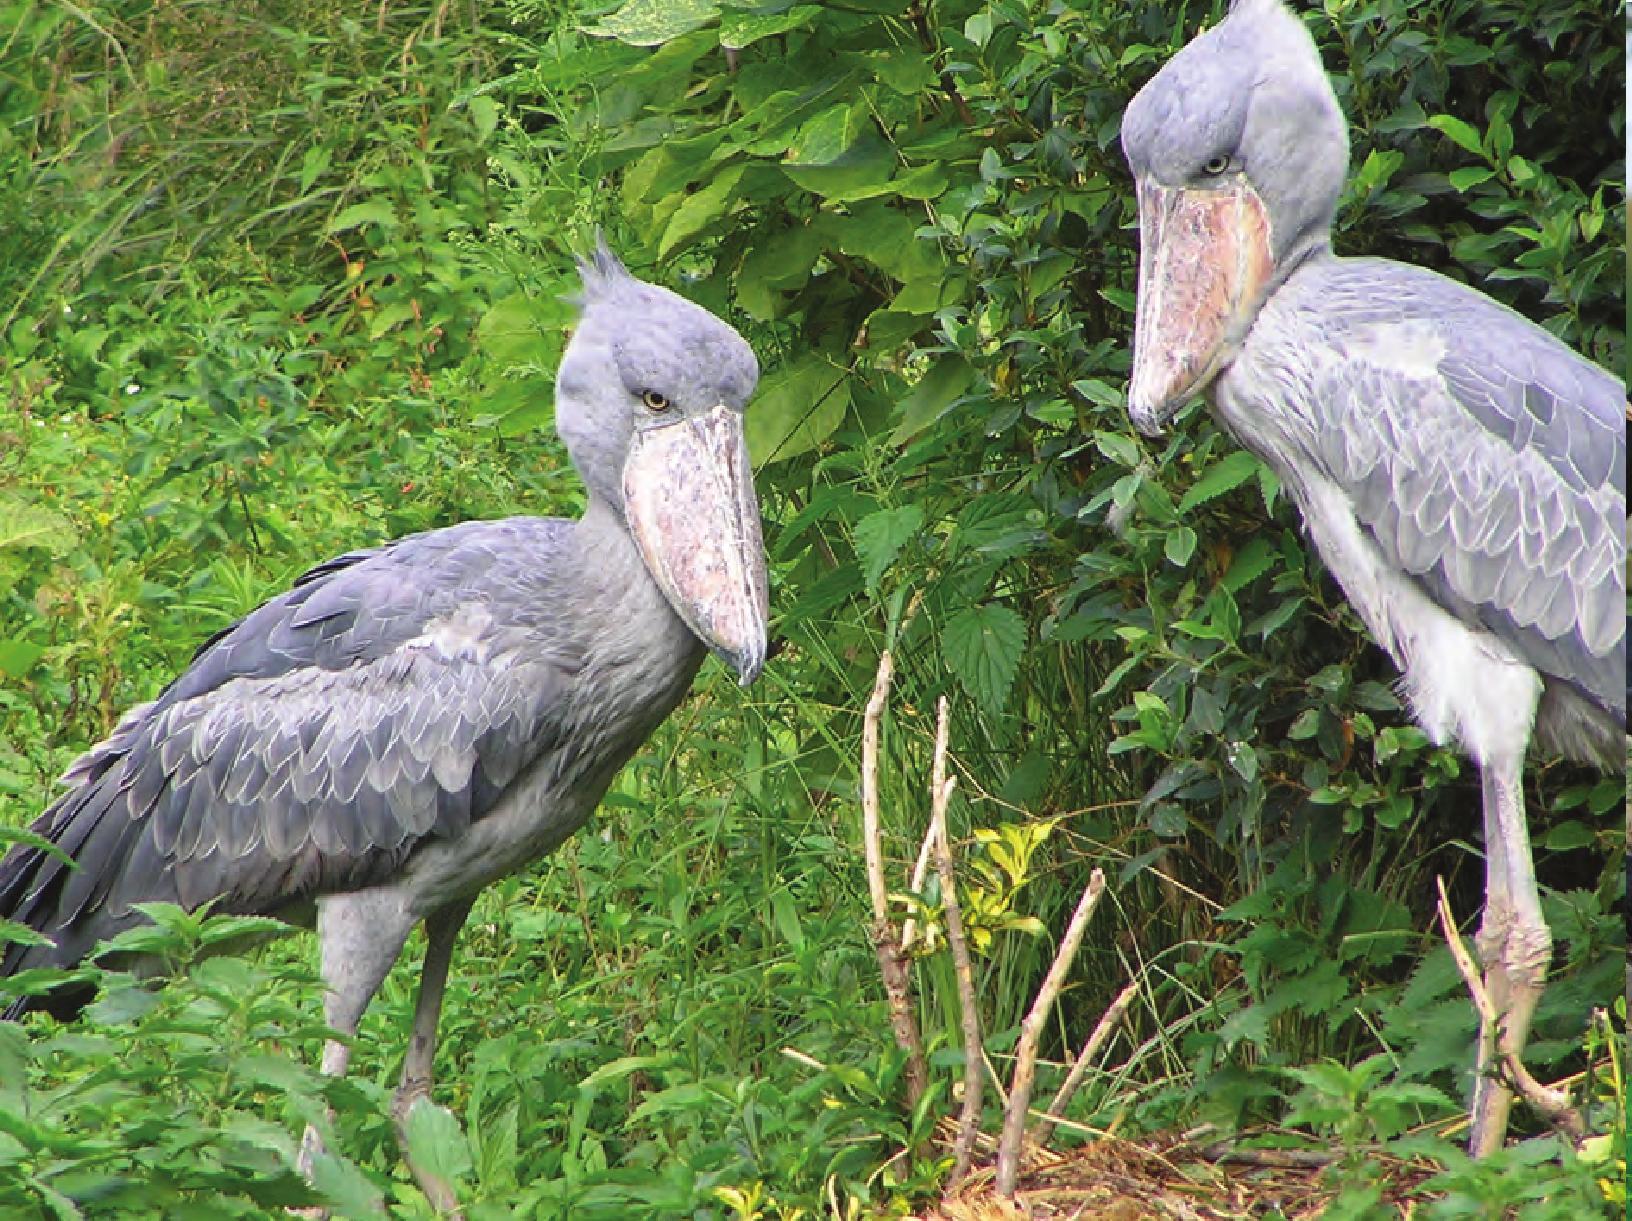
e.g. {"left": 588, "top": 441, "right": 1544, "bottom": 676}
{"left": 995, "top": 868, "right": 1107, "bottom": 1197}
{"left": 929, "top": 696, "right": 983, "bottom": 1186}
{"left": 861, "top": 649, "right": 928, "bottom": 1110}
{"left": 1434, "top": 878, "right": 1585, "bottom": 1142}
{"left": 1032, "top": 978, "right": 1138, "bottom": 1145}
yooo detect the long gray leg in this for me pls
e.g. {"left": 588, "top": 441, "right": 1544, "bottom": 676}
{"left": 1468, "top": 756, "right": 1551, "bottom": 1157}
{"left": 391, "top": 897, "right": 475, "bottom": 1215}
{"left": 297, "top": 891, "right": 419, "bottom": 1181}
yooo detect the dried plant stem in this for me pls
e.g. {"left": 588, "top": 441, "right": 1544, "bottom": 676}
{"left": 929, "top": 696, "right": 982, "bottom": 1186}
{"left": 995, "top": 867, "right": 1107, "bottom": 1197}
{"left": 1032, "top": 978, "right": 1139, "bottom": 1145}
{"left": 861, "top": 648, "right": 927, "bottom": 1109}
{"left": 899, "top": 818, "right": 940, "bottom": 952}
{"left": 1434, "top": 877, "right": 1584, "bottom": 1141}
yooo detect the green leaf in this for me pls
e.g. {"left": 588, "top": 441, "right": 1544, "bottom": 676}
{"left": 1543, "top": 820, "right": 1594, "bottom": 851}
{"left": 745, "top": 355, "right": 851, "bottom": 465}
{"left": 586, "top": 0, "right": 719, "bottom": 46}
{"left": 1178, "top": 451, "right": 1261, "bottom": 513}
{"left": 0, "top": 639, "right": 45, "bottom": 679}
{"left": 769, "top": 890, "right": 805, "bottom": 950}
{"left": 1163, "top": 526, "right": 1197, "bottom": 567}
{"left": 0, "top": 499, "right": 77, "bottom": 554}
{"left": 889, "top": 356, "right": 974, "bottom": 444}
{"left": 720, "top": 4, "right": 820, "bottom": 49}
{"left": 326, "top": 200, "right": 398, "bottom": 233}
{"left": 852, "top": 505, "right": 924, "bottom": 590}
{"left": 658, "top": 162, "right": 747, "bottom": 257}
{"left": 310, "top": 1151, "right": 385, "bottom": 1219}
{"left": 1426, "top": 114, "right": 1486, "bottom": 159}
{"left": 942, "top": 604, "right": 1025, "bottom": 712}
{"left": 403, "top": 1098, "right": 472, "bottom": 1190}
{"left": 1448, "top": 166, "right": 1495, "bottom": 191}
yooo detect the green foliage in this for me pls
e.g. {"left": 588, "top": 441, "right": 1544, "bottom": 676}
{"left": 0, "top": 0, "right": 1622, "bottom": 1214}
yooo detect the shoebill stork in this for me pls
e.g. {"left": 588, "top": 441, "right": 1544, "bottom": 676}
{"left": 1120, "top": 0, "right": 1624, "bottom": 1156}
{"left": 0, "top": 243, "right": 769, "bottom": 1202}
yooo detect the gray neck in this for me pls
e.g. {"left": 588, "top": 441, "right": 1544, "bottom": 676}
{"left": 569, "top": 493, "right": 702, "bottom": 667}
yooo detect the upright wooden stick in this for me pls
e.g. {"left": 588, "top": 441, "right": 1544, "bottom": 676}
{"left": 861, "top": 649, "right": 927, "bottom": 1109}
{"left": 929, "top": 696, "right": 983, "bottom": 1185}
{"left": 1032, "top": 979, "right": 1138, "bottom": 1145}
{"left": 995, "top": 867, "right": 1106, "bottom": 1197}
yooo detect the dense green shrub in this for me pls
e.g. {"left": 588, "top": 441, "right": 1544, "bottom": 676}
{"left": 0, "top": 0, "right": 1622, "bottom": 1214}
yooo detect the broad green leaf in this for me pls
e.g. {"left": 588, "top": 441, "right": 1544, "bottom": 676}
{"left": 0, "top": 500, "right": 76, "bottom": 554}
{"left": 1177, "top": 451, "right": 1262, "bottom": 513}
{"left": 587, "top": 0, "right": 719, "bottom": 46}
{"left": 720, "top": 4, "right": 820, "bottom": 49}
{"left": 1426, "top": 114, "right": 1486, "bottom": 159}
{"left": 942, "top": 603, "right": 1025, "bottom": 712}
{"left": 0, "top": 639, "right": 45, "bottom": 679}
{"left": 852, "top": 504, "right": 924, "bottom": 590}
{"left": 1164, "top": 526, "right": 1197, "bottom": 567}
{"left": 889, "top": 356, "right": 974, "bottom": 444}
{"left": 658, "top": 162, "right": 747, "bottom": 257}
{"left": 745, "top": 355, "right": 850, "bottom": 465}
{"left": 1448, "top": 166, "right": 1494, "bottom": 191}
{"left": 403, "top": 1098, "right": 472, "bottom": 1189}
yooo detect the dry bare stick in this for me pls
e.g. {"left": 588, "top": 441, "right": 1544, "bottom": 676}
{"left": 1031, "top": 978, "right": 1139, "bottom": 1145}
{"left": 1433, "top": 877, "right": 1585, "bottom": 1141}
{"left": 994, "top": 867, "right": 1107, "bottom": 1198}
{"left": 929, "top": 696, "right": 983, "bottom": 1186}
{"left": 861, "top": 649, "right": 928, "bottom": 1110}
{"left": 899, "top": 818, "right": 940, "bottom": 953}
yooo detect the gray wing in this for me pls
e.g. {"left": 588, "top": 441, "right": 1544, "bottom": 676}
{"left": 1305, "top": 259, "right": 1625, "bottom": 719}
{"left": 0, "top": 517, "right": 580, "bottom": 972}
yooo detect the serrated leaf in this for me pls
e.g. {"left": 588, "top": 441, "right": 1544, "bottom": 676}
{"left": 403, "top": 1098, "right": 471, "bottom": 1190}
{"left": 1543, "top": 820, "right": 1594, "bottom": 851}
{"left": 942, "top": 604, "right": 1025, "bottom": 712}
{"left": 1164, "top": 526, "right": 1197, "bottom": 566}
{"left": 1178, "top": 451, "right": 1261, "bottom": 513}
{"left": 852, "top": 505, "right": 924, "bottom": 590}
{"left": 310, "top": 1151, "right": 384, "bottom": 1219}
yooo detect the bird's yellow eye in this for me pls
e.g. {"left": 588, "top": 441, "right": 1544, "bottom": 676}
{"left": 1202, "top": 155, "right": 1230, "bottom": 176}
{"left": 641, "top": 390, "right": 672, "bottom": 412}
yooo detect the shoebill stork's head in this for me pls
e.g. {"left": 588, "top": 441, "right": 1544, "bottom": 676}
{"left": 1120, "top": 0, "right": 1349, "bottom": 434}
{"left": 554, "top": 242, "right": 768, "bottom": 684}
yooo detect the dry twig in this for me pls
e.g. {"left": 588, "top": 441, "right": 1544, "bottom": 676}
{"left": 1031, "top": 978, "right": 1139, "bottom": 1145}
{"left": 995, "top": 868, "right": 1107, "bottom": 1197}
{"left": 930, "top": 696, "right": 983, "bottom": 1185}
{"left": 1433, "top": 877, "right": 1584, "bottom": 1142}
{"left": 861, "top": 649, "right": 928, "bottom": 1109}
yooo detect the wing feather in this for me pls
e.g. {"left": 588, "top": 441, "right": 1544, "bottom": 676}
{"left": 0, "top": 518, "right": 581, "bottom": 975}
{"left": 1300, "top": 261, "right": 1625, "bottom": 720}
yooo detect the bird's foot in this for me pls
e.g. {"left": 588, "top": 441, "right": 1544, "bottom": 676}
{"left": 393, "top": 1082, "right": 463, "bottom": 1218}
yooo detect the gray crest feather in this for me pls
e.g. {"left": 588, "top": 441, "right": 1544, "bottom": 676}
{"left": 574, "top": 232, "right": 638, "bottom": 308}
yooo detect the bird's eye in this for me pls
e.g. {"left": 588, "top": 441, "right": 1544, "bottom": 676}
{"left": 1202, "top": 155, "right": 1230, "bottom": 176}
{"left": 641, "top": 390, "right": 672, "bottom": 412}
